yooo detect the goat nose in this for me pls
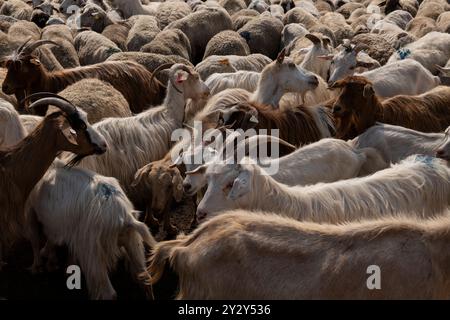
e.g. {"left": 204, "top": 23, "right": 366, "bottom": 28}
{"left": 197, "top": 210, "right": 207, "bottom": 221}
{"left": 332, "top": 105, "right": 342, "bottom": 115}
{"left": 183, "top": 182, "right": 192, "bottom": 192}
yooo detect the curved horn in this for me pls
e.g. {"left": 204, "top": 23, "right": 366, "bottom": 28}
{"left": 20, "top": 40, "right": 60, "bottom": 56}
{"left": 27, "top": 97, "right": 77, "bottom": 117}
{"left": 21, "top": 92, "right": 75, "bottom": 107}
{"left": 305, "top": 33, "right": 321, "bottom": 45}
{"left": 149, "top": 63, "right": 174, "bottom": 89}
{"left": 16, "top": 38, "right": 33, "bottom": 54}
{"left": 233, "top": 135, "right": 295, "bottom": 161}
{"left": 436, "top": 64, "right": 450, "bottom": 75}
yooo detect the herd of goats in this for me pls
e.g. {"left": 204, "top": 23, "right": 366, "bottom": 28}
{"left": 0, "top": 0, "right": 450, "bottom": 300}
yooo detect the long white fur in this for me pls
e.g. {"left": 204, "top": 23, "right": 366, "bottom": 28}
{"left": 0, "top": 99, "right": 26, "bottom": 148}
{"left": 197, "top": 155, "right": 450, "bottom": 222}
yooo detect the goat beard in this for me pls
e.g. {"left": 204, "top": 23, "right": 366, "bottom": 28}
{"left": 64, "top": 154, "right": 88, "bottom": 168}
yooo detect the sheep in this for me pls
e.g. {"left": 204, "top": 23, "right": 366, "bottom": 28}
{"left": 130, "top": 155, "right": 184, "bottom": 237}
{"left": 331, "top": 77, "right": 450, "bottom": 140}
{"left": 166, "top": 7, "right": 233, "bottom": 64}
{"left": 26, "top": 160, "right": 154, "bottom": 300}
{"left": 205, "top": 70, "right": 260, "bottom": 95}
{"left": 140, "top": 29, "right": 191, "bottom": 61}
{"left": 108, "top": 0, "right": 155, "bottom": 18}
{"left": 416, "top": 0, "right": 448, "bottom": 20}
{"left": 149, "top": 209, "right": 450, "bottom": 299}
{"left": 78, "top": 2, "right": 114, "bottom": 33}
{"left": 194, "top": 53, "right": 271, "bottom": 80}
{"left": 101, "top": 21, "right": 131, "bottom": 52}
{"left": 155, "top": 1, "right": 192, "bottom": 30}
{"left": 387, "top": 32, "right": 450, "bottom": 74}
{"left": 384, "top": 0, "right": 418, "bottom": 16}
{"left": 230, "top": 8, "right": 259, "bottom": 30}
{"left": 319, "top": 12, "right": 353, "bottom": 45}
{"left": 19, "top": 114, "right": 42, "bottom": 133}
{"left": 336, "top": 2, "right": 364, "bottom": 19}
{"left": 203, "top": 30, "right": 250, "bottom": 59}
{"left": 126, "top": 15, "right": 160, "bottom": 52}
{"left": 41, "top": 24, "right": 80, "bottom": 68}
{"left": 326, "top": 56, "right": 440, "bottom": 98}
{"left": 371, "top": 20, "right": 416, "bottom": 50}
{"left": 184, "top": 136, "right": 387, "bottom": 196}
{"left": 351, "top": 123, "right": 450, "bottom": 164}
{"left": 219, "top": 0, "right": 247, "bottom": 15}
{"left": 283, "top": 8, "right": 319, "bottom": 30}
{"left": 0, "top": 0, "right": 32, "bottom": 20}
{"left": 0, "top": 98, "right": 25, "bottom": 148}
{"left": 406, "top": 16, "right": 438, "bottom": 38}
{"left": 195, "top": 154, "right": 450, "bottom": 222}
{"left": 55, "top": 79, "right": 132, "bottom": 123}
{"left": 0, "top": 95, "right": 107, "bottom": 270}
{"left": 349, "top": 33, "right": 395, "bottom": 66}
{"left": 74, "top": 30, "right": 122, "bottom": 65}
{"left": 383, "top": 10, "right": 413, "bottom": 30}
{"left": 436, "top": 12, "right": 450, "bottom": 34}
{"left": 31, "top": 8, "right": 51, "bottom": 29}
{"left": 64, "top": 64, "right": 210, "bottom": 194}
{"left": 238, "top": 15, "right": 284, "bottom": 60}
{"left": 0, "top": 14, "right": 17, "bottom": 33}
{"left": 2, "top": 39, "right": 166, "bottom": 114}
{"left": 281, "top": 23, "right": 308, "bottom": 49}
{"left": 0, "top": 67, "right": 16, "bottom": 107}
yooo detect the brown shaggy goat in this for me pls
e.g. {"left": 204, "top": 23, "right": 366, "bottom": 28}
{"left": 216, "top": 101, "right": 333, "bottom": 147}
{"left": 1, "top": 40, "right": 166, "bottom": 114}
{"left": 331, "top": 76, "right": 450, "bottom": 140}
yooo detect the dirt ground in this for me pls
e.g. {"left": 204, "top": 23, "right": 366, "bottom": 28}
{"left": 0, "top": 198, "right": 195, "bottom": 300}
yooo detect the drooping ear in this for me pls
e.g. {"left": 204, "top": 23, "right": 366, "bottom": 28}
{"left": 60, "top": 121, "right": 79, "bottom": 147}
{"left": 131, "top": 164, "right": 152, "bottom": 187}
{"left": 305, "top": 33, "right": 321, "bottom": 45}
{"left": 276, "top": 48, "right": 286, "bottom": 64}
{"left": 322, "top": 37, "right": 331, "bottom": 48}
{"left": 317, "top": 54, "right": 334, "bottom": 61}
{"left": 29, "top": 57, "right": 41, "bottom": 66}
{"left": 363, "top": 84, "right": 375, "bottom": 98}
{"left": 172, "top": 171, "right": 184, "bottom": 202}
{"left": 175, "top": 70, "right": 189, "bottom": 84}
{"left": 228, "top": 167, "right": 252, "bottom": 200}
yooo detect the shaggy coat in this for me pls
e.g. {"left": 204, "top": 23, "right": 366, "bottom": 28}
{"left": 149, "top": 210, "right": 450, "bottom": 299}
{"left": 332, "top": 77, "right": 450, "bottom": 140}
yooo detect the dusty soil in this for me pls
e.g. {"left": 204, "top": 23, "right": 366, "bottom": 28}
{"left": 0, "top": 198, "right": 195, "bottom": 300}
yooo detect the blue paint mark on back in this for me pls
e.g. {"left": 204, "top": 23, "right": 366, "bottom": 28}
{"left": 397, "top": 48, "right": 411, "bottom": 60}
{"left": 414, "top": 155, "right": 435, "bottom": 168}
{"left": 98, "top": 183, "right": 117, "bottom": 200}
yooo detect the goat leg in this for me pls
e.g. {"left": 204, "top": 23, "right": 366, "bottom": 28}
{"left": 162, "top": 207, "right": 178, "bottom": 238}
{"left": 27, "top": 208, "right": 45, "bottom": 274}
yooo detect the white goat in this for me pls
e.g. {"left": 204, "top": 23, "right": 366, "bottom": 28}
{"left": 324, "top": 52, "right": 439, "bottom": 97}
{"left": 26, "top": 161, "right": 155, "bottom": 300}
{"left": 196, "top": 155, "right": 450, "bottom": 221}
{"left": 351, "top": 123, "right": 450, "bottom": 164}
{"left": 0, "top": 98, "right": 26, "bottom": 148}
{"left": 149, "top": 210, "right": 450, "bottom": 299}
{"left": 205, "top": 71, "right": 260, "bottom": 96}
{"left": 64, "top": 64, "right": 210, "bottom": 192}
{"left": 436, "top": 127, "right": 450, "bottom": 162}
{"left": 184, "top": 137, "right": 387, "bottom": 196}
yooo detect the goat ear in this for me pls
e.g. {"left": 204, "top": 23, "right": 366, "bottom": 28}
{"left": 175, "top": 70, "right": 189, "bottom": 83}
{"left": 363, "top": 84, "right": 375, "bottom": 98}
{"left": 276, "top": 48, "right": 286, "bottom": 64}
{"left": 131, "top": 164, "right": 152, "bottom": 187}
{"left": 185, "top": 164, "right": 207, "bottom": 175}
{"left": 172, "top": 172, "right": 184, "bottom": 202}
{"left": 218, "top": 58, "right": 230, "bottom": 65}
{"left": 228, "top": 169, "right": 251, "bottom": 200}
{"left": 29, "top": 57, "right": 41, "bottom": 66}
{"left": 356, "top": 59, "right": 378, "bottom": 69}
{"left": 305, "top": 33, "right": 320, "bottom": 45}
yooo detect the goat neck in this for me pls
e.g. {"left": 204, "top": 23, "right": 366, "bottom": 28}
{"left": 250, "top": 73, "right": 283, "bottom": 108}
{"left": 162, "top": 83, "right": 187, "bottom": 124}
{"left": 1, "top": 114, "right": 64, "bottom": 199}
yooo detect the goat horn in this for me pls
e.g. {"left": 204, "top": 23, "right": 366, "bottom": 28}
{"left": 20, "top": 40, "right": 60, "bottom": 56}
{"left": 27, "top": 97, "right": 77, "bottom": 117}
{"left": 436, "top": 64, "right": 450, "bottom": 75}
{"left": 234, "top": 135, "right": 295, "bottom": 161}
{"left": 149, "top": 63, "right": 174, "bottom": 89}
{"left": 16, "top": 38, "right": 33, "bottom": 54}
{"left": 21, "top": 92, "right": 74, "bottom": 107}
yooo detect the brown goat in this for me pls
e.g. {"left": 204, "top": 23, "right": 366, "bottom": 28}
{"left": 216, "top": 101, "right": 333, "bottom": 147}
{"left": 1, "top": 40, "right": 166, "bottom": 114}
{"left": 130, "top": 154, "right": 184, "bottom": 238}
{"left": 331, "top": 76, "right": 450, "bottom": 140}
{"left": 0, "top": 94, "right": 107, "bottom": 269}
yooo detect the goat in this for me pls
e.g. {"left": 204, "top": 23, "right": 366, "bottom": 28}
{"left": 1, "top": 40, "right": 166, "bottom": 114}
{"left": 64, "top": 64, "right": 210, "bottom": 195}
{"left": 195, "top": 155, "right": 450, "bottom": 222}
{"left": 0, "top": 94, "right": 107, "bottom": 269}
{"left": 331, "top": 77, "right": 450, "bottom": 140}
{"left": 184, "top": 137, "right": 387, "bottom": 197}
{"left": 149, "top": 209, "right": 450, "bottom": 299}
{"left": 130, "top": 154, "right": 184, "bottom": 237}
{"left": 351, "top": 123, "right": 450, "bottom": 164}
{"left": 0, "top": 98, "right": 26, "bottom": 148}
{"left": 26, "top": 160, "right": 154, "bottom": 300}
{"left": 436, "top": 127, "right": 450, "bottom": 162}
{"left": 322, "top": 44, "right": 439, "bottom": 97}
